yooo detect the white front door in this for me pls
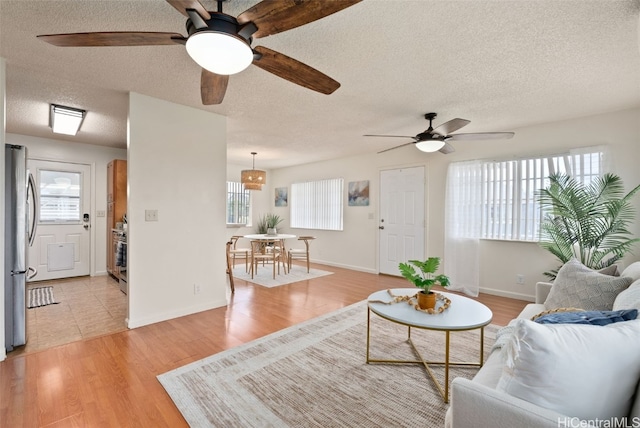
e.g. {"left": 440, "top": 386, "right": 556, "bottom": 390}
{"left": 27, "top": 159, "right": 91, "bottom": 281}
{"left": 379, "top": 166, "right": 425, "bottom": 275}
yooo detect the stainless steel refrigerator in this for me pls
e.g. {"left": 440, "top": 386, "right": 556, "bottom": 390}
{"left": 4, "top": 144, "right": 37, "bottom": 352}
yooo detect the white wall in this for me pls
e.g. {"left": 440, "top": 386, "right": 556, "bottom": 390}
{"left": 266, "top": 107, "right": 640, "bottom": 300}
{"left": 127, "top": 93, "right": 228, "bottom": 328}
{"left": 5, "top": 134, "right": 126, "bottom": 277}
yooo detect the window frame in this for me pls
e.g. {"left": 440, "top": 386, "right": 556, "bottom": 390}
{"left": 447, "top": 147, "right": 606, "bottom": 242}
{"left": 226, "top": 181, "right": 251, "bottom": 227}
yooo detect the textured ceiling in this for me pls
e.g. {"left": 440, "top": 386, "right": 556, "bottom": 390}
{"left": 1, "top": 0, "right": 639, "bottom": 169}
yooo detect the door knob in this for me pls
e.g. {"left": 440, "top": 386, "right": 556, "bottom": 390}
{"left": 379, "top": 226, "right": 384, "bottom": 230}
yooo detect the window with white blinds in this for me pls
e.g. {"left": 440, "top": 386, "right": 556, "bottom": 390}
{"left": 447, "top": 146, "right": 606, "bottom": 241}
{"left": 290, "top": 178, "right": 344, "bottom": 231}
{"left": 226, "top": 181, "right": 251, "bottom": 225}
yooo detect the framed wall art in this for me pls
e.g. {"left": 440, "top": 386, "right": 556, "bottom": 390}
{"left": 348, "top": 180, "right": 369, "bottom": 206}
{"left": 275, "top": 187, "right": 288, "bottom": 207}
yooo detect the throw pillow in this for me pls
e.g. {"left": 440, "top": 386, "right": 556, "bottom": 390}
{"left": 544, "top": 259, "right": 633, "bottom": 311}
{"left": 621, "top": 262, "right": 640, "bottom": 283}
{"left": 613, "top": 279, "right": 640, "bottom": 316}
{"left": 530, "top": 307, "right": 583, "bottom": 321}
{"left": 533, "top": 309, "right": 638, "bottom": 325}
{"left": 496, "top": 319, "right": 640, "bottom": 421}
{"left": 597, "top": 264, "right": 620, "bottom": 276}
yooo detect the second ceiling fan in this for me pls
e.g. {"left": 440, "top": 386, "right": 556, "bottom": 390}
{"left": 37, "top": 0, "right": 362, "bottom": 105}
{"left": 365, "top": 113, "right": 515, "bottom": 154}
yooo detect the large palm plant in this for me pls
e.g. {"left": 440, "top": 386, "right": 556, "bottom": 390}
{"left": 537, "top": 173, "right": 640, "bottom": 278}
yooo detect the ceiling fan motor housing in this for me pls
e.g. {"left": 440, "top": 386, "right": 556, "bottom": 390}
{"left": 186, "top": 12, "right": 252, "bottom": 44}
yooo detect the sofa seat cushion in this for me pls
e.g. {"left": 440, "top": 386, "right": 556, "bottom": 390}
{"left": 517, "top": 303, "right": 546, "bottom": 320}
{"left": 544, "top": 259, "right": 632, "bottom": 311}
{"left": 496, "top": 318, "right": 640, "bottom": 421}
{"left": 470, "top": 346, "right": 505, "bottom": 389}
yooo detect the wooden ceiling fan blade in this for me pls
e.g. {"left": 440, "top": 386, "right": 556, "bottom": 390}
{"left": 166, "top": 0, "right": 211, "bottom": 20}
{"left": 238, "top": 0, "right": 362, "bottom": 39}
{"left": 37, "top": 32, "right": 186, "bottom": 47}
{"left": 447, "top": 132, "right": 515, "bottom": 141}
{"left": 439, "top": 142, "right": 456, "bottom": 155}
{"left": 377, "top": 142, "right": 415, "bottom": 154}
{"left": 364, "top": 134, "right": 416, "bottom": 139}
{"left": 432, "top": 118, "right": 470, "bottom": 136}
{"left": 201, "top": 69, "right": 228, "bottom": 105}
{"left": 252, "top": 46, "right": 339, "bottom": 95}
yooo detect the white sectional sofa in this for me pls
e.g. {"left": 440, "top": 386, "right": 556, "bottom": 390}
{"left": 445, "top": 261, "right": 640, "bottom": 428}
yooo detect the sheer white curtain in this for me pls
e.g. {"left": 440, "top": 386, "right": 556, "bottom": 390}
{"left": 444, "top": 161, "right": 483, "bottom": 296}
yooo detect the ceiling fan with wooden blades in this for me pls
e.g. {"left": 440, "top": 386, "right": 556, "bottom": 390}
{"left": 365, "top": 112, "right": 515, "bottom": 154}
{"left": 37, "top": 0, "right": 361, "bottom": 105}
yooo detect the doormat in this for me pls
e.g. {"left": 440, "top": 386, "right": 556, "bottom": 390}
{"left": 28, "top": 286, "right": 59, "bottom": 308}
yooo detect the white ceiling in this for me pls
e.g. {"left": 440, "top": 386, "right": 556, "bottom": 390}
{"left": 1, "top": 0, "right": 639, "bottom": 169}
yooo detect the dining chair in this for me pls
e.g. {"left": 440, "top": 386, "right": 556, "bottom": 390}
{"left": 229, "top": 235, "right": 251, "bottom": 272}
{"left": 225, "top": 241, "right": 235, "bottom": 293}
{"left": 288, "top": 236, "right": 316, "bottom": 273}
{"left": 250, "top": 239, "right": 281, "bottom": 279}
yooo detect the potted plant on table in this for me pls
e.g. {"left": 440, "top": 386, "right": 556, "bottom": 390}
{"left": 256, "top": 213, "right": 283, "bottom": 236}
{"left": 399, "top": 257, "right": 450, "bottom": 310}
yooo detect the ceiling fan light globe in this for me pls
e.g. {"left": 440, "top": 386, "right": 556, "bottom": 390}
{"left": 186, "top": 31, "right": 253, "bottom": 75}
{"left": 415, "top": 139, "right": 445, "bottom": 152}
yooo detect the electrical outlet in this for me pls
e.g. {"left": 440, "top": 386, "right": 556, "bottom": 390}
{"left": 516, "top": 274, "right": 525, "bottom": 285}
{"left": 145, "top": 209, "right": 159, "bottom": 222}
{"left": 193, "top": 284, "right": 201, "bottom": 294}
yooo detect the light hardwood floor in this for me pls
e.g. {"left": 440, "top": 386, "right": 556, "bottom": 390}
{"left": 1, "top": 263, "right": 528, "bottom": 427}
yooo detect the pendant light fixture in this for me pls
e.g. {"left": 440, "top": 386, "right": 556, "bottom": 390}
{"left": 241, "top": 152, "right": 266, "bottom": 191}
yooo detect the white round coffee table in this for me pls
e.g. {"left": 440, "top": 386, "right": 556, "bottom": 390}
{"left": 366, "top": 288, "right": 493, "bottom": 403}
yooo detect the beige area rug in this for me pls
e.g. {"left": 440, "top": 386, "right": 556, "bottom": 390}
{"left": 158, "top": 301, "right": 498, "bottom": 427}
{"left": 232, "top": 264, "right": 333, "bottom": 287}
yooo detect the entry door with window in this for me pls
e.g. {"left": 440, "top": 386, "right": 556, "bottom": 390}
{"left": 379, "top": 166, "right": 425, "bottom": 275}
{"left": 27, "top": 160, "right": 91, "bottom": 281}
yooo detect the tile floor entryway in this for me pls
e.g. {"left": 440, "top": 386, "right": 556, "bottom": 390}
{"left": 12, "top": 275, "right": 127, "bottom": 357}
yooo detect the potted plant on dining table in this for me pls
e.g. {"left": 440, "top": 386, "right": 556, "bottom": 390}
{"left": 399, "top": 257, "right": 450, "bottom": 310}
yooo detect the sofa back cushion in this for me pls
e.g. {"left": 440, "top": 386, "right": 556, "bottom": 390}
{"left": 544, "top": 259, "right": 632, "bottom": 311}
{"left": 613, "top": 279, "right": 640, "bottom": 318}
{"left": 496, "top": 319, "right": 640, "bottom": 421}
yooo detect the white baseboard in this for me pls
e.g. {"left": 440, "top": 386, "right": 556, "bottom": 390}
{"left": 479, "top": 286, "right": 535, "bottom": 302}
{"left": 310, "top": 258, "right": 377, "bottom": 274}
{"left": 127, "top": 298, "right": 227, "bottom": 329}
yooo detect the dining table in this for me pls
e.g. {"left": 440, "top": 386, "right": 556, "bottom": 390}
{"left": 243, "top": 234, "right": 297, "bottom": 276}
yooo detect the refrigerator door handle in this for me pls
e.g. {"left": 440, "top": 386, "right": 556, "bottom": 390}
{"left": 27, "top": 266, "right": 38, "bottom": 280}
{"left": 28, "top": 172, "right": 38, "bottom": 247}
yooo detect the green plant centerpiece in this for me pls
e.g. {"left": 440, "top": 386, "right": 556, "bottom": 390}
{"left": 256, "top": 213, "right": 283, "bottom": 235}
{"left": 536, "top": 173, "right": 640, "bottom": 279}
{"left": 399, "top": 257, "right": 450, "bottom": 310}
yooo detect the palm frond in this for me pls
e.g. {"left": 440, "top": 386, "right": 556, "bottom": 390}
{"left": 536, "top": 173, "right": 639, "bottom": 272}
